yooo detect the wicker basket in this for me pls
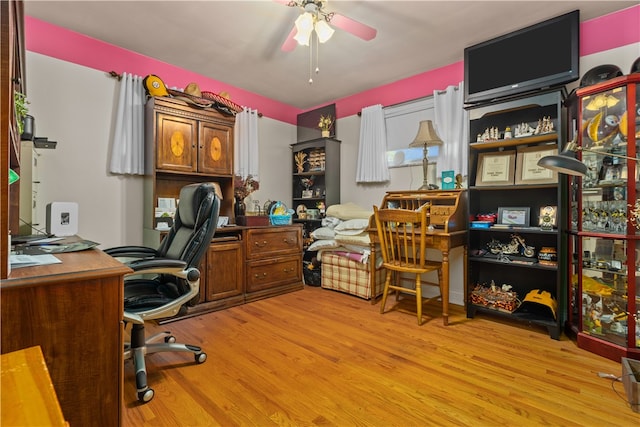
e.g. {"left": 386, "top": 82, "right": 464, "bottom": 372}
{"left": 269, "top": 202, "right": 293, "bottom": 226}
{"left": 270, "top": 214, "right": 292, "bottom": 225}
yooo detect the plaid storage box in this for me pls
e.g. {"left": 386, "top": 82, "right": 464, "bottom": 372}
{"left": 320, "top": 252, "right": 385, "bottom": 300}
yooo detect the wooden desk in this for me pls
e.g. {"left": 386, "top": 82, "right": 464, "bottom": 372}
{"left": 1, "top": 248, "right": 131, "bottom": 427}
{"left": 369, "top": 190, "right": 468, "bottom": 325}
{"left": 1, "top": 346, "right": 68, "bottom": 426}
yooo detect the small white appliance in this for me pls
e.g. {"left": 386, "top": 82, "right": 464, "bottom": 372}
{"left": 46, "top": 202, "right": 79, "bottom": 236}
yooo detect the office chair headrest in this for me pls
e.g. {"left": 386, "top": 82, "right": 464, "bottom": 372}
{"left": 178, "top": 183, "right": 216, "bottom": 229}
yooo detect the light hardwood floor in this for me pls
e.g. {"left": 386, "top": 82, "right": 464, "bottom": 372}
{"left": 123, "top": 286, "right": 638, "bottom": 426}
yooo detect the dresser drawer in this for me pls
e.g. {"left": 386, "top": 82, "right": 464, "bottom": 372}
{"left": 245, "top": 226, "right": 302, "bottom": 259}
{"left": 246, "top": 255, "right": 302, "bottom": 292}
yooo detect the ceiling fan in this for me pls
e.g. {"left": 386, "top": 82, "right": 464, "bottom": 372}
{"left": 276, "top": 0, "right": 377, "bottom": 52}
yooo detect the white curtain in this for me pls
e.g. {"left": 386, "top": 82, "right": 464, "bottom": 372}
{"left": 356, "top": 104, "right": 389, "bottom": 183}
{"left": 109, "top": 73, "right": 145, "bottom": 175}
{"left": 234, "top": 107, "right": 259, "bottom": 179}
{"left": 433, "top": 82, "right": 469, "bottom": 177}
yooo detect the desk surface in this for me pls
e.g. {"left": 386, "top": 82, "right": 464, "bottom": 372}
{"left": 2, "top": 247, "right": 132, "bottom": 288}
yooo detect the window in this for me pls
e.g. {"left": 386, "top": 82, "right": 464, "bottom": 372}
{"left": 384, "top": 96, "right": 437, "bottom": 168}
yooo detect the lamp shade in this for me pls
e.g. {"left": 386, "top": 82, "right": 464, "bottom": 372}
{"left": 537, "top": 150, "right": 588, "bottom": 176}
{"left": 408, "top": 120, "right": 443, "bottom": 148}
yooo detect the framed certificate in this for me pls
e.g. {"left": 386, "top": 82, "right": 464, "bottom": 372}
{"left": 498, "top": 207, "right": 530, "bottom": 226}
{"left": 515, "top": 145, "right": 558, "bottom": 185}
{"left": 475, "top": 151, "right": 515, "bottom": 186}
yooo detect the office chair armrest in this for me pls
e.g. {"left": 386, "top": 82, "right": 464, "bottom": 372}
{"left": 104, "top": 245, "right": 160, "bottom": 259}
{"left": 127, "top": 258, "right": 188, "bottom": 274}
{"left": 124, "top": 265, "right": 201, "bottom": 324}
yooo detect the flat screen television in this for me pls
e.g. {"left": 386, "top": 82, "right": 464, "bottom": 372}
{"left": 464, "top": 10, "right": 579, "bottom": 104}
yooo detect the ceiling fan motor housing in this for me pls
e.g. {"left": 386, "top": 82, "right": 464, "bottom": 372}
{"left": 303, "top": 1, "right": 320, "bottom": 14}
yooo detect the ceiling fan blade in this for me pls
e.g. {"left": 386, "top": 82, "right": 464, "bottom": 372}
{"left": 281, "top": 25, "right": 298, "bottom": 52}
{"left": 329, "top": 13, "right": 377, "bottom": 41}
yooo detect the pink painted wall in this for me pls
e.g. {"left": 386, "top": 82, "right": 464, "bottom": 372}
{"left": 25, "top": 5, "right": 639, "bottom": 124}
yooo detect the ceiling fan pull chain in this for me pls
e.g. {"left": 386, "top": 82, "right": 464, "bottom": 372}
{"left": 308, "top": 38, "right": 313, "bottom": 84}
{"left": 315, "top": 32, "right": 320, "bottom": 75}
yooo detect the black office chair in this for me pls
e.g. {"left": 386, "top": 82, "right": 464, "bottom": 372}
{"left": 105, "top": 182, "right": 219, "bottom": 403}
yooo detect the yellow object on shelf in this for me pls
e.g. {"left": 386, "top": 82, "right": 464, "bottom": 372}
{"left": 1, "top": 346, "right": 68, "bottom": 426}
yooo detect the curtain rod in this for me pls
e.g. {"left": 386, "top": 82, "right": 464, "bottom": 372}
{"left": 357, "top": 87, "right": 458, "bottom": 116}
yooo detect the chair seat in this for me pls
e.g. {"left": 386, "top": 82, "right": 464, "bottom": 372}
{"left": 383, "top": 259, "right": 442, "bottom": 274}
{"left": 124, "top": 279, "right": 182, "bottom": 312}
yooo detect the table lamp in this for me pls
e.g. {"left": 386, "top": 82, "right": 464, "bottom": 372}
{"left": 537, "top": 137, "right": 638, "bottom": 176}
{"left": 409, "top": 120, "right": 443, "bottom": 190}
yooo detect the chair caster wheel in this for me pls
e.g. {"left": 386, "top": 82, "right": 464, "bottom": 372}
{"left": 195, "top": 352, "right": 207, "bottom": 364}
{"left": 138, "top": 388, "right": 154, "bottom": 403}
{"left": 164, "top": 335, "right": 176, "bottom": 343}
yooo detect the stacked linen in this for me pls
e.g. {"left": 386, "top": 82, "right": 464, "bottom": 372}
{"left": 308, "top": 218, "right": 373, "bottom": 264}
{"left": 305, "top": 203, "right": 384, "bottom": 299}
{"left": 308, "top": 202, "right": 374, "bottom": 259}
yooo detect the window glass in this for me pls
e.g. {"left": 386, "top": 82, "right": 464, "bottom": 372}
{"left": 384, "top": 96, "right": 437, "bottom": 168}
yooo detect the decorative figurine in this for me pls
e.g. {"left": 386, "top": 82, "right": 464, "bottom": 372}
{"left": 295, "top": 152, "right": 307, "bottom": 173}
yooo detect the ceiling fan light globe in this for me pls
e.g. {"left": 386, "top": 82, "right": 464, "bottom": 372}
{"left": 294, "top": 12, "right": 314, "bottom": 45}
{"left": 315, "top": 19, "right": 335, "bottom": 43}
{"left": 294, "top": 30, "right": 312, "bottom": 46}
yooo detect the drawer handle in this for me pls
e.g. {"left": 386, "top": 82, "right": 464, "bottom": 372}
{"left": 254, "top": 240, "right": 268, "bottom": 248}
{"left": 254, "top": 272, "right": 268, "bottom": 280}
{"left": 283, "top": 238, "right": 295, "bottom": 245}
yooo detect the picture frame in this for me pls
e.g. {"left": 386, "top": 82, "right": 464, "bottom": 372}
{"left": 539, "top": 205, "right": 557, "bottom": 229}
{"left": 515, "top": 145, "right": 558, "bottom": 185}
{"left": 475, "top": 150, "right": 516, "bottom": 187}
{"left": 498, "top": 207, "right": 530, "bottom": 226}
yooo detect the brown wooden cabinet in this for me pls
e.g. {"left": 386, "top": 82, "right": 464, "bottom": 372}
{"left": 155, "top": 111, "right": 233, "bottom": 175}
{"left": 199, "top": 121, "right": 233, "bottom": 174}
{"left": 203, "top": 238, "right": 244, "bottom": 303}
{"left": 146, "top": 100, "right": 304, "bottom": 317}
{"left": 144, "top": 96, "right": 236, "bottom": 235}
{"left": 1, "top": 248, "right": 131, "bottom": 427}
{"left": 156, "top": 112, "right": 197, "bottom": 172}
{"left": 1, "top": 0, "right": 26, "bottom": 278}
{"left": 245, "top": 226, "right": 303, "bottom": 301}
{"left": 168, "top": 225, "right": 304, "bottom": 319}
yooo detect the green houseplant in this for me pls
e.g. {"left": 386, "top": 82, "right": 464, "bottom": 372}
{"left": 14, "top": 90, "right": 29, "bottom": 135}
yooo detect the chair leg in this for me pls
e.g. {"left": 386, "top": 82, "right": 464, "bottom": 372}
{"left": 125, "top": 320, "right": 208, "bottom": 403}
{"left": 415, "top": 274, "right": 423, "bottom": 325}
{"left": 437, "top": 268, "right": 444, "bottom": 318}
{"left": 129, "top": 323, "right": 154, "bottom": 402}
{"left": 380, "top": 271, "right": 392, "bottom": 314}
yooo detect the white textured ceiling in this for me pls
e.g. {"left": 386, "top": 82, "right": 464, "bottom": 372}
{"left": 24, "top": 0, "right": 638, "bottom": 109}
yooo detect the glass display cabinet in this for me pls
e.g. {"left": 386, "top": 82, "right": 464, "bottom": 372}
{"left": 568, "top": 74, "right": 640, "bottom": 361}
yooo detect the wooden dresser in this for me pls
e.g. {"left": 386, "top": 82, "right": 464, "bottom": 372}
{"left": 177, "top": 224, "right": 304, "bottom": 318}
{"left": 1, "top": 248, "right": 131, "bottom": 427}
{"left": 244, "top": 225, "right": 304, "bottom": 302}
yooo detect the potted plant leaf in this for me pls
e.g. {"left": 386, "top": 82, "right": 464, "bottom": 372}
{"left": 14, "top": 90, "right": 33, "bottom": 140}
